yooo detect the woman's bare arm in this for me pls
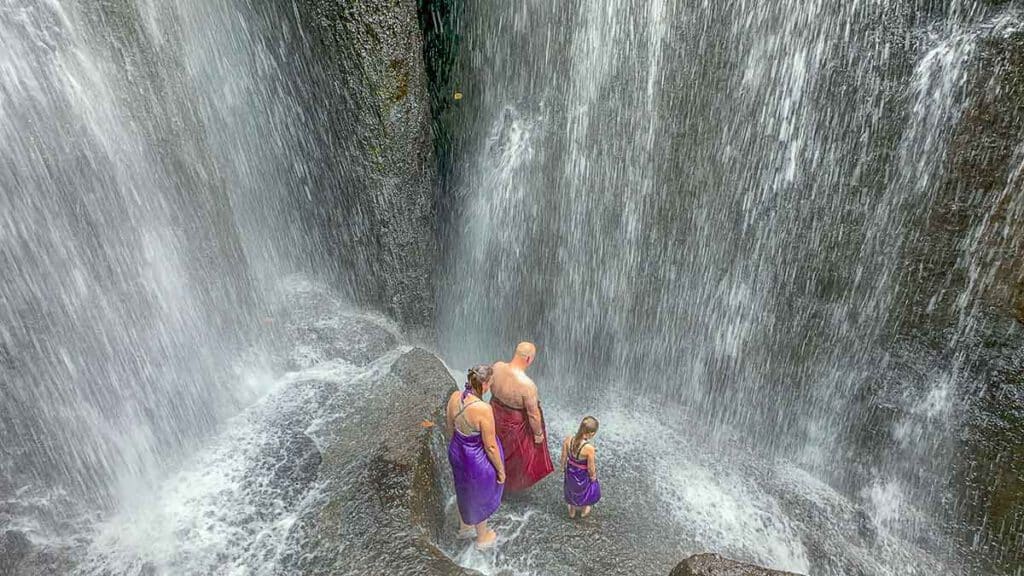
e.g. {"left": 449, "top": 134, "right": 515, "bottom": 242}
{"left": 585, "top": 445, "right": 597, "bottom": 481}
{"left": 478, "top": 407, "right": 506, "bottom": 483}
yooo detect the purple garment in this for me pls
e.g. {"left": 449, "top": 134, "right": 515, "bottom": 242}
{"left": 564, "top": 451, "right": 601, "bottom": 507}
{"left": 448, "top": 424, "right": 504, "bottom": 525}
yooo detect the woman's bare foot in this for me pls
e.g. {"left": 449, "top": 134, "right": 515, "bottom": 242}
{"left": 475, "top": 529, "right": 498, "bottom": 550}
{"left": 580, "top": 506, "right": 592, "bottom": 518}
{"left": 568, "top": 505, "right": 576, "bottom": 519}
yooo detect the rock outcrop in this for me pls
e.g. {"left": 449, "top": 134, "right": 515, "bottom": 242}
{"left": 670, "top": 554, "right": 803, "bottom": 576}
{"left": 296, "top": 347, "right": 474, "bottom": 575}
{"left": 897, "top": 27, "right": 1024, "bottom": 573}
{"left": 292, "top": 0, "right": 439, "bottom": 331}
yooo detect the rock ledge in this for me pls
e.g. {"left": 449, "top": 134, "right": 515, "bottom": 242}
{"left": 670, "top": 553, "right": 803, "bottom": 576}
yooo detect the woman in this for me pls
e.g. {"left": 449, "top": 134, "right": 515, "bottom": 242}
{"left": 446, "top": 364, "right": 506, "bottom": 549}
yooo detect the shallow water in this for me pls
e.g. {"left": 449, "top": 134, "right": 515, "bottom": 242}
{"left": 437, "top": 393, "right": 971, "bottom": 575}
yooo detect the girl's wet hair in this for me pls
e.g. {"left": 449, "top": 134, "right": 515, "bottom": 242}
{"left": 465, "top": 364, "right": 493, "bottom": 397}
{"left": 571, "top": 416, "right": 599, "bottom": 455}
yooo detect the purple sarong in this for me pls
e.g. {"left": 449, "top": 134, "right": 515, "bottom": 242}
{"left": 448, "top": 429, "right": 504, "bottom": 525}
{"left": 564, "top": 454, "right": 601, "bottom": 507}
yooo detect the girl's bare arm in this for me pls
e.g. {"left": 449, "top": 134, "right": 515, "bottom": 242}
{"left": 585, "top": 445, "right": 598, "bottom": 481}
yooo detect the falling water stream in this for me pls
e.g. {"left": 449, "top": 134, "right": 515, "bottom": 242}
{"left": 439, "top": 1, "right": 1024, "bottom": 574}
{"left": 0, "top": 0, "right": 349, "bottom": 567}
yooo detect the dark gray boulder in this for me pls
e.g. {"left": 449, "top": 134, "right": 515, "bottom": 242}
{"left": 296, "top": 347, "right": 476, "bottom": 575}
{"left": 291, "top": 0, "right": 438, "bottom": 332}
{"left": 670, "top": 554, "right": 803, "bottom": 576}
{"left": 0, "top": 529, "right": 75, "bottom": 576}
{"left": 0, "top": 530, "right": 31, "bottom": 574}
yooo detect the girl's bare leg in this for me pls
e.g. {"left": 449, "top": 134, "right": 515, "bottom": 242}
{"left": 580, "top": 505, "right": 592, "bottom": 518}
{"left": 458, "top": 518, "right": 475, "bottom": 538}
{"left": 568, "top": 504, "right": 576, "bottom": 519}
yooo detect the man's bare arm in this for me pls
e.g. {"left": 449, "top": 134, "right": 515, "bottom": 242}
{"left": 522, "top": 384, "right": 544, "bottom": 442}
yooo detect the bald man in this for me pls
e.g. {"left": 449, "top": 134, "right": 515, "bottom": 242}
{"left": 489, "top": 342, "right": 554, "bottom": 492}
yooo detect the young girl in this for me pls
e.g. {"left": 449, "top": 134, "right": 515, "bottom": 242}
{"left": 560, "top": 416, "right": 601, "bottom": 518}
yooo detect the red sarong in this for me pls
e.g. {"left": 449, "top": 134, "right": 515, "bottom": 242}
{"left": 490, "top": 398, "right": 554, "bottom": 492}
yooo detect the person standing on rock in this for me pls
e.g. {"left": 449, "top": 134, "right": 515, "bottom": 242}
{"left": 489, "top": 342, "right": 554, "bottom": 493}
{"left": 446, "top": 364, "right": 505, "bottom": 549}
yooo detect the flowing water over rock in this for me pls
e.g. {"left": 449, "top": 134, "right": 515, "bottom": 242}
{"left": 0, "top": 0, "right": 435, "bottom": 571}
{"left": 74, "top": 280, "right": 411, "bottom": 575}
{"left": 439, "top": 1, "right": 1024, "bottom": 574}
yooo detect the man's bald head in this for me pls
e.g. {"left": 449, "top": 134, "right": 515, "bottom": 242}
{"left": 513, "top": 341, "right": 536, "bottom": 367}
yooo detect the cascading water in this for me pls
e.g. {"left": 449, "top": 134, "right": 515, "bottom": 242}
{"left": 440, "top": 1, "right": 1024, "bottom": 574}
{"left": 0, "top": 0, "right": 376, "bottom": 565}
{"left": 4, "top": 0, "right": 1023, "bottom": 573}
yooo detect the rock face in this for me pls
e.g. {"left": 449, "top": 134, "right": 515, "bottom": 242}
{"left": 292, "top": 0, "right": 439, "bottom": 331}
{"left": 670, "top": 554, "right": 803, "bottom": 576}
{"left": 296, "top": 347, "right": 474, "bottom": 575}
{"left": 0, "top": 528, "right": 74, "bottom": 576}
{"left": 897, "top": 28, "right": 1024, "bottom": 573}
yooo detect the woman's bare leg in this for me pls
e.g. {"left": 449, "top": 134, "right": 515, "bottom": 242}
{"left": 475, "top": 521, "right": 497, "bottom": 547}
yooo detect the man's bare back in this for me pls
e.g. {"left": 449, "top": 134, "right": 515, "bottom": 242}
{"left": 490, "top": 342, "right": 544, "bottom": 443}
{"left": 490, "top": 361, "right": 536, "bottom": 410}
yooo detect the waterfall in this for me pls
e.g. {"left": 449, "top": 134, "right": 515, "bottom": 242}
{"left": 3, "top": 0, "right": 1023, "bottom": 572}
{"left": 441, "top": 1, "right": 1023, "bottom": 572}
{"left": 0, "top": 0, "right": 341, "bottom": 536}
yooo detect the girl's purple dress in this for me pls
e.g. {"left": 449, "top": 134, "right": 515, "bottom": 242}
{"left": 564, "top": 440, "right": 601, "bottom": 507}
{"left": 448, "top": 392, "right": 504, "bottom": 525}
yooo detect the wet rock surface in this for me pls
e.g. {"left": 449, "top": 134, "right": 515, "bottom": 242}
{"left": 275, "top": 280, "right": 400, "bottom": 369}
{"left": 670, "top": 553, "right": 801, "bottom": 576}
{"left": 0, "top": 530, "right": 31, "bottom": 573}
{"left": 429, "top": 396, "right": 968, "bottom": 576}
{"left": 71, "top": 284, "right": 468, "bottom": 575}
{"left": 894, "top": 24, "right": 1024, "bottom": 573}
{"left": 0, "top": 528, "right": 75, "bottom": 576}
{"left": 292, "top": 0, "right": 438, "bottom": 330}
{"left": 295, "top": 347, "right": 473, "bottom": 575}
{"left": 433, "top": 441, "right": 688, "bottom": 576}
